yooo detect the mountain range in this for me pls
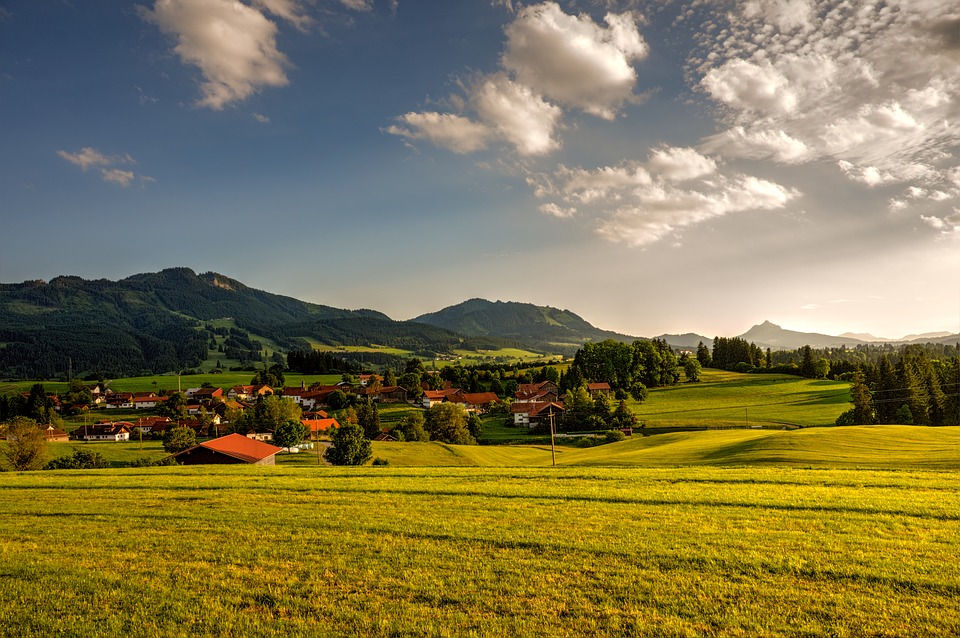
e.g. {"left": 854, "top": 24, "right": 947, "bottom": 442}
{"left": 0, "top": 268, "right": 956, "bottom": 378}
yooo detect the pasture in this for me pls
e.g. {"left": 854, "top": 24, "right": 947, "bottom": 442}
{"left": 0, "top": 464, "right": 957, "bottom": 637}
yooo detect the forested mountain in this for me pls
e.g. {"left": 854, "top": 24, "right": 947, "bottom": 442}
{"left": 412, "top": 298, "right": 638, "bottom": 354}
{"left": 738, "top": 321, "right": 869, "bottom": 349}
{"left": 0, "top": 268, "right": 503, "bottom": 378}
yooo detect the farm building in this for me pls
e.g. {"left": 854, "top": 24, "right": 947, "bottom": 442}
{"left": 170, "top": 433, "right": 282, "bottom": 466}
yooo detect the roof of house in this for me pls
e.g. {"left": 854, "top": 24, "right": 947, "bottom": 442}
{"left": 587, "top": 382, "right": 612, "bottom": 391}
{"left": 512, "top": 401, "right": 565, "bottom": 416}
{"left": 302, "top": 418, "right": 340, "bottom": 432}
{"left": 191, "top": 434, "right": 282, "bottom": 463}
{"left": 423, "top": 388, "right": 463, "bottom": 400}
{"left": 459, "top": 392, "right": 500, "bottom": 405}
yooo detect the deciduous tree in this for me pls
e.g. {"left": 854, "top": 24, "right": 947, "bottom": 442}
{"left": 1, "top": 417, "right": 48, "bottom": 471}
{"left": 325, "top": 422, "right": 372, "bottom": 465}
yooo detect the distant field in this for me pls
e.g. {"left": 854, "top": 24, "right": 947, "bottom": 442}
{"left": 0, "top": 373, "right": 344, "bottom": 396}
{"left": 0, "top": 465, "right": 957, "bottom": 637}
{"left": 631, "top": 369, "right": 851, "bottom": 428}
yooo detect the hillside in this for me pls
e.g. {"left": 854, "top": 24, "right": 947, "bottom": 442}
{"left": 739, "top": 320, "right": 868, "bottom": 349}
{"left": 412, "top": 298, "right": 638, "bottom": 354}
{"left": 0, "top": 268, "right": 507, "bottom": 378}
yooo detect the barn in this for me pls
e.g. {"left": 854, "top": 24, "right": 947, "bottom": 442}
{"left": 170, "top": 433, "right": 282, "bottom": 466}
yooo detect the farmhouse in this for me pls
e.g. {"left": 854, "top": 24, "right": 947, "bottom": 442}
{"left": 447, "top": 392, "right": 501, "bottom": 413}
{"left": 587, "top": 382, "right": 612, "bottom": 398}
{"left": 38, "top": 424, "right": 70, "bottom": 442}
{"left": 170, "top": 433, "right": 282, "bottom": 466}
{"left": 302, "top": 417, "right": 340, "bottom": 436}
{"left": 422, "top": 388, "right": 463, "bottom": 408}
{"left": 76, "top": 421, "right": 132, "bottom": 441}
{"left": 511, "top": 401, "right": 564, "bottom": 428}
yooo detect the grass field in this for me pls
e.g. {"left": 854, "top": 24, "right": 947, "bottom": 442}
{"left": 630, "top": 369, "right": 851, "bottom": 428}
{"left": 0, "top": 464, "right": 957, "bottom": 637}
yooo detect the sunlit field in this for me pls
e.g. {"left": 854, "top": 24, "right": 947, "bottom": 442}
{"left": 0, "top": 465, "right": 957, "bottom": 637}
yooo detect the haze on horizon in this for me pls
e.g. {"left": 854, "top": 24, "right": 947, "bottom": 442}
{"left": 1, "top": 1, "right": 958, "bottom": 341}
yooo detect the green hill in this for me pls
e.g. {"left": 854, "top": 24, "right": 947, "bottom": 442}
{"left": 0, "top": 269, "right": 514, "bottom": 378}
{"left": 412, "top": 298, "right": 639, "bottom": 354}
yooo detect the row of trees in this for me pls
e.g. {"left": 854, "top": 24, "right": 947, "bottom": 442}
{"left": 841, "top": 348, "right": 960, "bottom": 426}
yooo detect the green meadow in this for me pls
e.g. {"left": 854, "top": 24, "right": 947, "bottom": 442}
{"left": 1, "top": 464, "right": 958, "bottom": 637}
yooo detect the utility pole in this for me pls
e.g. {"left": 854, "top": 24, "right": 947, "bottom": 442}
{"left": 548, "top": 406, "right": 556, "bottom": 467}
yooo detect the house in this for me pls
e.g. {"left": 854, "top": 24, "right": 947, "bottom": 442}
{"left": 132, "top": 395, "right": 167, "bottom": 410}
{"left": 448, "top": 392, "right": 501, "bottom": 413}
{"left": 511, "top": 402, "right": 564, "bottom": 428}
{"left": 130, "top": 417, "right": 173, "bottom": 436}
{"left": 75, "top": 421, "right": 132, "bottom": 441}
{"left": 105, "top": 393, "right": 134, "bottom": 409}
{"left": 38, "top": 424, "right": 69, "bottom": 442}
{"left": 587, "top": 382, "right": 612, "bottom": 398}
{"left": 358, "top": 374, "right": 383, "bottom": 387}
{"left": 191, "top": 387, "right": 224, "bottom": 403}
{"left": 373, "top": 430, "right": 397, "bottom": 442}
{"left": 422, "top": 388, "right": 463, "bottom": 408}
{"left": 227, "top": 385, "right": 273, "bottom": 401}
{"left": 303, "top": 417, "right": 340, "bottom": 437}
{"left": 170, "top": 433, "right": 282, "bottom": 466}
{"left": 356, "top": 385, "right": 408, "bottom": 403}
{"left": 515, "top": 381, "right": 559, "bottom": 404}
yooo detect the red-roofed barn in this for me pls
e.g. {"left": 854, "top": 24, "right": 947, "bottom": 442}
{"left": 170, "top": 433, "right": 282, "bottom": 466}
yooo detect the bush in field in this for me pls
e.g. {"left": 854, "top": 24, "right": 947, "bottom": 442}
{"left": 394, "top": 412, "right": 429, "bottom": 442}
{"left": 604, "top": 429, "right": 626, "bottom": 443}
{"left": 325, "top": 422, "right": 372, "bottom": 466}
{"left": 163, "top": 426, "right": 196, "bottom": 454}
{"left": 46, "top": 449, "right": 109, "bottom": 470}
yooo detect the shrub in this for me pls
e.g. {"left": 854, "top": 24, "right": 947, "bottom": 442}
{"left": 604, "top": 429, "right": 626, "bottom": 443}
{"left": 46, "top": 449, "right": 109, "bottom": 470}
{"left": 371, "top": 457, "right": 390, "bottom": 466}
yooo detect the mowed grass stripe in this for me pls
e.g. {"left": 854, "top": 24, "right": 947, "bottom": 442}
{"left": 1, "top": 466, "right": 958, "bottom": 636}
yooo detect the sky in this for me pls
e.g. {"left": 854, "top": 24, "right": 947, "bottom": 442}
{"left": 1, "top": 0, "right": 959, "bottom": 341}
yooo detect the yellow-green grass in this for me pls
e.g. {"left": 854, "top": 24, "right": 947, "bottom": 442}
{"left": 309, "top": 343, "right": 414, "bottom": 356}
{"left": 365, "top": 426, "right": 960, "bottom": 470}
{"left": 0, "top": 466, "right": 957, "bottom": 637}
{"left": 39, "top": 440, "right": 169, "bottom": 467}
{"left": 633, "top": 369, "right": 851, "bottom": 428}
{"left": 451, "top": 348, "right": 558, "bottom": 362}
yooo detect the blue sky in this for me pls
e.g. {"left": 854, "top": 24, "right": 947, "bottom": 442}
{"left": 1, "top": 0, "right": 958, "bottom": 340}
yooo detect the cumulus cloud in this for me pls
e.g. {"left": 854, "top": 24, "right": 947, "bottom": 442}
{"left": 252, "top": 0, "right": 312, "bottom": 30}
{"left": 385, "top": 112, "right": 491, "bottom": 154}
{"left": 57, "top": 147, "right": 151, "bottom": 188}
{"left": 340, "top": 0, "right": 373, "bottom": 11}
{"left": 501, "top": 2, "right": 648, "bottom": 119}
{"left": 533, "top": 145, "right": 798, "bottom": 246}
{"left": 700, "top": 126, "right": 812, "bottom": 164}
{"left": 143, "top": 0, "right": 290, "bottom": 110}
{"left": 472, "top": 74, "right": 562, "bottom": 155}
{"left": 920, "top": 210, "right": 960, "bottom": 235}
{"left": 387, "top": 2, "right": 647, "bottom": 155}
{"left": 539, "top": 202, "right": 576, "bottom": 218}
{"left": 596, "top": 174, "right": 798, "bottom": 246}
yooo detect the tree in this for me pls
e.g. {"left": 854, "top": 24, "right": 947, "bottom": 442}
{"left": 273, "top": 419, "right": 309, "bottom": 449}
{"left": 356, "top": 399, "right": 381, "bottom": 439}
{"left": 325, "top": 422, "right": 372, "bottom": 465}
{"left": 252, "top": 395, "right": 302, "bottom": 432}
{"left": 467, "top": 413, "right": 484, "bottom": 440}
{"left": 163, "top": 426, "right": 196, "bottom": 454}
{"left": 383, "top": 368, "right": 397, "bottom": 386}
{"left": 815, "top": 358, "right": 831, "bottom": 380}
{"left": 395, "top": 411, "right": 429, "bottom": 442}
{"left": 848, "top": 369, "right": 874, "bottom": 425}
{"left": 425, "top": 403, "right": 475, "bottom": 444}
{"left": 696, "top": 341, "right": 712, "bottom": 367}
{"left": 63, "top": 379, "right": 93, "bottom": 406}
{"left": 159, "top": 392, "right": 188, "bottom": 420}
{"left": 1, "top": 417, "right": 48, "bottom": 471}
{"left": 611, "top": 400, "right": 638, "bottom": 429}
{"left": 799, "top": 346, "right": 816, "bottom": 378}
{"left": 327, "top": 389, "right": 349, "bottom": 410}
{"left": 25, "top": 384, "right": 55, "bottom": 424}
{"left": 684, "top": 359, "right": 702, "bottom": 382}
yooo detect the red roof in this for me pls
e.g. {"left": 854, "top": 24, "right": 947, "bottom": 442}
{"left": 459, "top": 392, "right": 500, "bottom": 405}
{"left": 587, "top": 382, "right": 612, "bottom": 391}
{"left": 302, "top": 418, "right": 340, "bottom": 433}
{"left": 198, "top": 434, "right": 282, "bottom": 463}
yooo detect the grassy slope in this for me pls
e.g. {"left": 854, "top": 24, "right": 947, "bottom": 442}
{"left": 367, "top": 426, "right": 960, "bottom": 469}
{"left": 630, "top": 369, "right": 851, "bottom": 428}
{"left": 0, "top": 466, "right": 957, "bottom": 637}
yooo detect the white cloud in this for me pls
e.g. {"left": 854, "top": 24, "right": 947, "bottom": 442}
{"left": 253, "top": 112, "right": 271, "bottom": 123}
{"left": 693, "top": 1, "right": 960, "bottom": 207}
{"left": 144, "top": 0, "right": 289, "bottom": 110}
{"left": 387, "top": 2, "right": 649, "bottom": 156}
{"left": 56, "top": 147, "right": 113, "bottom": 171}
{"left": 647, "top": 146, "right": 716, "bottom": 182}
{"left": 472, "top": 74, "right": 562, "bottom": 156}
{"left": 743, "top": 0, "right": 814, "bottom": 32}
{"left": 340, "top": 0, "right": 373, "bottom": 11}
{"left": 596, "top": 174, "right": 797, "bottom": 247}
{"left": 502, "top": 2, "right": 648, "bottom": 119}
{"left": 700, "top": 126, "right": 812, "bottom": 164}
{"left": 253, "top": 0, "right": 312, "bottom": 30}
{"left": 101, "top": 169, "right": 136, "bottom": 188}
{"left": 385, "top": 112, "right": 491, "bottom": 154}
{"left": 539, "top": 203, "right": 576, "bottom": 218}
{"left": 920, "top": 210, "right": 960, "bottom": 235}
{"left": 57, "top": 147, "right": 151, "bottom": 188}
